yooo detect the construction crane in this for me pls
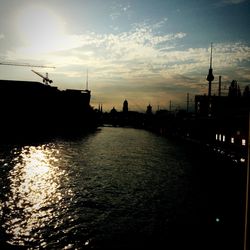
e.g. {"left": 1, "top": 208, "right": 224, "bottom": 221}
{"left": 0, "top": 62, "right": 55, "bottom": 68}
{"left": 31, "top": 70, "right": 53, "bottom": 85}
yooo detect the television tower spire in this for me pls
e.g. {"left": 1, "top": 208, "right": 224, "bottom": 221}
{"left": 206, "top": 42, "right": 214, "bottom": 97}
{"left": 86, "top": 69, "right": 88, "bottom": 90}
{"left": 210, "top": 42, "right": 213, "bottom": 69}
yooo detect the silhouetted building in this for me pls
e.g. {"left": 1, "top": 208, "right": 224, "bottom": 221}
{"left": 123, "top": 99, "right": 128, "bottom": 113}
{"left": 195, "top": 81, "right": 250, "bottom": 118}
{"left": 146, "top": 104, "right": 152, "bottom": 115}
{"left": 243, "top": 85, "right": 250, "bottom": 98}
{"left": 228, "top": 80, "right": 241, "bottom": 97}
{"left": 192, "top": 80, "right": 250, "bottom": 162}
{"left": 0, "top": 79, "right": 97, "bottom": 141}
{"left": 110, "top": 107, "right": 117, "bottom": 114}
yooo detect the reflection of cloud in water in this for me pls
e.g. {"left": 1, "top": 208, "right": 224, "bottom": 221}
{"left": 3, "top": 144, "right": 74, "bottom": 247}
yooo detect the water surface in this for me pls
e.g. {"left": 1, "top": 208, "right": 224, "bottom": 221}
{"left": 0, "top": 127, "right": 243, "bottom": 249}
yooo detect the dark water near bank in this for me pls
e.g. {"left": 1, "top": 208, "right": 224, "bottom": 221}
{"left": 0, "top": 127, "right": 245, "bottom": 249}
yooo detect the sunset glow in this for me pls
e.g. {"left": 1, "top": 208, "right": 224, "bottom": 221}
{"left": 16, "top": 5, "right": 66, "bottom": 55}
{"left": 0, "top": 0, "right": 249, "bottom": 111}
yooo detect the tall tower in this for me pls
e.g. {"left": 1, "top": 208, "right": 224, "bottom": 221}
{"left": 206, "top": 43, "right": 214, "bottom": 97}
{"left": 146, "top": 104, "right": 152, "bottom": 115}
{"left": 123, "top": 100, "right": 128, "bottom": 113}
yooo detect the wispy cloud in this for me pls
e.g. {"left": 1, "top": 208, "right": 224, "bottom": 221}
{"left": 3, "top": 18, "right": 250, "bottom": 110}
{"left": 6, "top": 18, "right": 185, "bottom": 69}
{"left": 110, "top": 0, "right": 131, "bottom": 21}
{"left": 215, "top": 0, "right": 247, "bottom": 7}
{"left": 223, "top": 0, "right": 246, "bottom": 4}
{"left": 5, "top": 20, "right": 250, "bottom": 82}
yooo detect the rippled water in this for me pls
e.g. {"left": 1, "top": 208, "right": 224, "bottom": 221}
{"left": 0, "top": 127, "right": 244, "bottom": 249}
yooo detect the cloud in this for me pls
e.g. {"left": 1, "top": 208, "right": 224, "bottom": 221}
{"left": 3, "top": 18, "right": 250, "bottom": 111}
{"left": 223, "top": 0, "right": 246, "bottom": 3}
{"left": 0, "top": 33, "right": 5, "bottom": 40}
{"left": 110, "top": 0, "right": 131, "bottom": 20}
{"left": 5, "top": 24, "right": 250, "bottom": 84}
{"left": 8, "top": 19, "right": 187, "bottom": 73}
{"left": 215, "top": 0, "right": 247, "bottom": 7}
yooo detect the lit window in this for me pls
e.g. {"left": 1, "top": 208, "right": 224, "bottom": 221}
{"left": 197, "top": 102, "right": 200, "bottom": 111}
{"left": 231, "top": 137, "right": 234, "bottom": 144}
{"left": 240, "top": 158, "right": 245, "bottom": 163}
{"left": 242, "top": 139, "right": 246, "bottom": 146}
{"left": 222, "top": 135, "right": 225, "bottom": 142}
{"left": 215, "top": 134, "right": 218, "bottom": 140}
{"left": 219, "top": 134, "right": 222, "bottom": 141}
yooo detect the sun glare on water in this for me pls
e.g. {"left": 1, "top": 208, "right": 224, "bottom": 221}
{"left": 16, "top": 5, "right": 67, "bottom": 55}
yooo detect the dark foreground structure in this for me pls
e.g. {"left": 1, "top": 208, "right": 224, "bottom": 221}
{"left": 0, "top": 80, "right": 98, "bottom": 141}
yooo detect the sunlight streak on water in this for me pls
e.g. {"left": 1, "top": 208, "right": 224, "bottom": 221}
{"left": 2, "top": 144, "right": 73, "bottom": 247}
{"left": 0, "top": 127, "right": 240, "bottom": 249}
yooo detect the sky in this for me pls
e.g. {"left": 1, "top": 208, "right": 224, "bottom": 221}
{"left": 0, "top": 0, "right": 250, "bottom": 112}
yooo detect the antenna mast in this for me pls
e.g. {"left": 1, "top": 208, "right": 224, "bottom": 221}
{"left": 86, "top": 69, "right": 89, "bottom": 90}
{"left": 210, "top": 42, "right": 213, "bottom": 69}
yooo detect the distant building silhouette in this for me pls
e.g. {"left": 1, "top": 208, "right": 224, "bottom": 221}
{"left": 146, "top": 104, "right": 152, "bottom": 115}
{"left": 111, "top": 107, "right": 117, "bottom": 114}
{"left": 98, "top": 103, "right": 103, "bottom": 113}
{"left": 243, "top": 85, "right": 250, "bottom": 98}
{"left": 123, "top": 99, "right": 128, "bottom": 113}
{"left": 228, "top": 80, "right": 241, "bottom": 97}
{"left": 0, "top": 79, "right": 97, "bottom": 141}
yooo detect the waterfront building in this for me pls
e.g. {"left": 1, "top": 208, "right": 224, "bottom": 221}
{"left": 123, "top": 100, "right": 128, "bottom": 113}
{"left": 0, "top": 79, "right": 96, "bottom": 141}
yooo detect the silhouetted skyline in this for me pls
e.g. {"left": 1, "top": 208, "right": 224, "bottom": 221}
{"left": 0, "top": 0, "right": 250, "bottom": 111}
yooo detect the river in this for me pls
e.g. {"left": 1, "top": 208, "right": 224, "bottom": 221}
{"left": 0, "top": 127, "right": 244, "bottom": 249}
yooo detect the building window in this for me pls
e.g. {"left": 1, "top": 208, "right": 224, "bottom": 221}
{"left": 215, "top": 134, "right": 218, "bottom": 140}
{"left": 231, "top": 137, "right": 234, "bottom": 144}
{"left": 240, "top": 158, "right": 245, "bottom": 163}
{"left": 222, "top": 135, "right": 226, "bottom": 142}
{"left": 219, "top": 134, "right": 222, "bottom": 141}
{"left": 242, "top": 139, "right": 246, "bottom": 146}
